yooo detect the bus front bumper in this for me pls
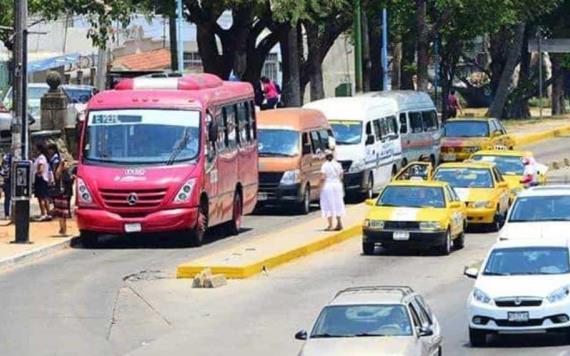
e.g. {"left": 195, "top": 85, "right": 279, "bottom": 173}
{"left": 76, "top": 207, "right": 199, "bottom": 234}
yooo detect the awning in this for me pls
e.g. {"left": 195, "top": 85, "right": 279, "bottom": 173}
{"left": 27, "top": 53, "right": 81, "bottom": 73}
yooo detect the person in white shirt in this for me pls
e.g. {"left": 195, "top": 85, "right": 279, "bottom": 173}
{"left": 320, "top": 150, "right": 345, "bottom": 231}
{"left": 520, "top": 157, "right": 538, "bottom": 188}
{"left": 33, "top": 142, "right": 52, "bottom": 221}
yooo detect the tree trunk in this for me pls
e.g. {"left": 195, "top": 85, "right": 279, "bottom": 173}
{"left": 489, "top": 27, "right": 510, "bottom": 95}
{"left": 368, "top": 12, "right": 382, "bottom": 91}
{"left": 281, "top": 26, "right": 302, "bottom": 107}
{"left": 361, "top": 12, "right": 371, "bottom": 92}
{"left": 392, "top": 39, "right": 402, "bottom": 90}
{"left": 168, "top": 14, "right": 178, "bottom": 71}
{"left": 551, "top": 53, "right": 567, "bottom": 115}
{"left": 504, "top": 28, "right": 531, "bottom": 119}
{"left": 305, "top": 22, "right": 325, "bottom": 101}
{"left": 416, "top": 0, "right": 429, "bottom": 91}
{"left": 401, "top": 32, "right": 416, "bottom": 90}
{"left": 196, "top": 23, "right": 226, "bottom": 77}
{"left": 487, "top": 22, "right": 526, "bottom": 119}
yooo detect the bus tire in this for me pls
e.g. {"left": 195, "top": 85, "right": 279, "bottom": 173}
{"left": 80, "top": 230, "right": 99, "bottom": 248}
{"left": 298, "top": 185, "right": 311, "bottom": 215}
{"left": 227, "top": 191, "right": 243, "bottom": 236}
{"left": 189, "top": 200, "right": 208, "bottom": 247}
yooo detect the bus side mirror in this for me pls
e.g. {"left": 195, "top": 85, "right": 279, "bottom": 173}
{"left": 208, "top": 121, "right": 218, "bottom": 143}
{"left": 328, "top": 136, "right": 336, "bottom": 150}
{"left": 365, "top": 134, "right": 375, "bottom": 145}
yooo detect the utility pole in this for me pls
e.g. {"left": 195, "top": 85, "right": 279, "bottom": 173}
{"left": 354, "top": 0, "right": 363, "bottom": 93}
{"left": 381, "top": 8, "right": 389, "bottom": 91}
{"left": 12, "top": 0, "right": 30, "bottom": 243}
{"left": 176, "top": 0, "right": 184, "bottom": 73}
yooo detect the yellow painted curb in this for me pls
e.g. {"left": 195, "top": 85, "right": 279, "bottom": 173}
{"left": 176, "top": 224, "right": 362, "bottom": 279}
{"left": 514, "top": 124, "right": 570, "bottom": 147}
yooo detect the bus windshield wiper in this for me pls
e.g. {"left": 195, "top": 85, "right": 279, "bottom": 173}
{"left": 167, "top": 127, "right": 192, "bottom": 165}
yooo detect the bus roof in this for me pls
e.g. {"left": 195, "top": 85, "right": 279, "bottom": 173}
{"left": 87, "top": 74, "right": 253, "bottom": 111}
{"left": 257, "top": 108, "right": 328, "bottom": 130}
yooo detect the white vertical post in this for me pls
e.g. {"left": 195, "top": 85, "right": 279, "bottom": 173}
{"left": 177, "top": 0, "right": 184, "bottom": 73}
{"left": 382, "top": 8, "right": 389, "bottom": 91}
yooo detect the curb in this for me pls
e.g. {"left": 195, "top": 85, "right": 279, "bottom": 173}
{"left": 514, "top": 124, "right": 570, "bottom": 146}
{"left": 176, "top": 225, "right": 362, "bottom": 279}
{"left": 0, "top": 237, "right": 75, "bottom": 272}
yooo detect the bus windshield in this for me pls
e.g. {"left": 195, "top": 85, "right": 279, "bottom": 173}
{"left": 329, "top": 120, "right": 362, "bottom": 145}
{"left": 83, "top": 109, "right": 201, "bottom": 165}
{"left": 258, "top": 129, "right": 299, "bottom": 157}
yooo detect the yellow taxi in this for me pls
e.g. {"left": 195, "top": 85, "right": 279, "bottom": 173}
{"left": 363, "top": 180, "right": 467, "bottom": 256}
{"left": 440, "top": 118, "right": 515, "bottom": 162}
{"left": 433, "top": 161, "right": 510, "bottom": 231}
{"left": 469, "top": 149, "right": 547, "bottom": 201}
{"left": 392, "top": 161, "right": 433, "bottom": 181}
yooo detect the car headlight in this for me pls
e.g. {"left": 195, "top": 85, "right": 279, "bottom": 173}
{"left": 471, "top": 201, "right": 493, "bottom": 209}
{"left": 174, "top": 178, "right": 196, "bottom": 203}
{"left": 419, "top": 221, "right": 441, "bottom": 231}
{"left": 473, "top": 288, "right": 492, "bottom": 304}
{"left": 547, "top": 286, "right": 570, "bottom": 303}
{"left": 349, "top": 159, "right": 365, "bottom": 173}
{"left": 77, "top": 177, "right": 93, "bottom": 205}
{"left": 280, "top": 169, "right": 301, "bottom": 185}
{"left": 364, "top": 219, "right": 384, "bottom": 229}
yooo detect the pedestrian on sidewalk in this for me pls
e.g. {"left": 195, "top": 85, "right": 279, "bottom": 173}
{"left": 320, "top": 149, "right": 345, "bottom": 231}
{"left": 51, "top": 158, "right": 76, "bottom": 236}
{"left": 33, "top": 142, "right": 51, "bottom": 221}
{"left": 260, "top": 76, "right": 279, "bottom": 110}
{"left": 0, "top": 152, "right": 12, "bottom": 219}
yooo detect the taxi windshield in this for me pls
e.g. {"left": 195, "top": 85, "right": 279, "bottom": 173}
{"left": 84, "top": 109, "right": 200, "bottom": 165}
{"left": 329, "top": 120, "right": 362, "bottom": 145}
{"left": 434, "top": 168, "right": 494, "bottom": 188}
{"left": 378, "top": 186, "right": 445, "bottom": 208}
{"left": 471, "top": 155, "right": 524, "bottom": 175}
{"left": 444, "top": 121, "right": 489, "bottom": 137}
{"left": 509, "top": 195, "right": 570, "bottom": 222}
{"left": 258, "top": 129, "right": 299, "bottom": 157}
{"left": 484, "top": 247, "right": 570, "bottom": 276}
{"left": 311, "top": 304, "right": 413, "bottom": 338}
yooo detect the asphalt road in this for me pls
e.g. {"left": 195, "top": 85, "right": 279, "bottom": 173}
{"left": 1, "top": 137, "right": 570, "bottom": 356}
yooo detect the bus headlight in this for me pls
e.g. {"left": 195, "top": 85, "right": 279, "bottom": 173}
{"left": 174, "top": 178, "right": 196, "bottom": 203}
{"left": 349, "top": 159, "right": 365, "bottom": 173}
{"left": 77, "top": 178, "right": 93, "bottom": 205}
{"left": 280, "top": 169, "right": 300, "bottom": 185}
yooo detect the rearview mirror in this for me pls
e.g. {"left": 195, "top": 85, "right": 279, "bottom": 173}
{"left": 498, "top": 182, "right": 508, "bottom": 189}
{"left": 328, "top": 136, "right": 336, "bottom": 150}
{"left": 295, "top": 330, "right": 308, "bottom": 340}
{"left": 449, "top": 201, "right": 462, "bottom": 209}
{"left": 464, "top": 266, "right": 479, "bottom": 279}
{"left": 365, "top": 198, "right": 376, "bottom": 206}
{"left": 365, "top": 134, "right": 375, "bottom": 145}
{"left": 418, "top": 326, "right": 434, "bottom": 337}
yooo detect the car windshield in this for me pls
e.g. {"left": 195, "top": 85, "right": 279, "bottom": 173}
{"left": 258, "top": 129, "right": 299, "bottom": 157}
{"left": 311, "top": 304, "right": 413, "bottom": 338}
{"left": 63, "top": 87, "right": 93, "bottom": 104}
{"left": 434, "top": 168, "right": 494, "bottom": 188}
{"left": 444, "top": 121, "right": 489, "bottom": 137}
{"left": 471, "top": 155, "right": 524, "bottom": 175}
{"left": 484, "top": 247, "right": 570, "bottom": 276}
{"left": 509, "top": 195, "right": 570, "bottom": 222}
{"left": 84, "top": 109, "right": 200, "bottom": 165}
{"left": 329, "top": 120, "right": 362, "bottom": 145}
{"left": 378, "top": 186, "right": 445, "bottom": 208}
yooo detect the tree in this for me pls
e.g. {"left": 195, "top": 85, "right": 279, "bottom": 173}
{"left": 415, "top": 0, "right": 428, "bottom": 91}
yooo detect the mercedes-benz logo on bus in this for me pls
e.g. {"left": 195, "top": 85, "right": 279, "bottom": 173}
{"left": 127, "top": 193, "right": 138, "bottom": 206}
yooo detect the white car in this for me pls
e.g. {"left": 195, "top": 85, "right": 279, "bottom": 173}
{"left": 499, "top": 185, "right": 570, "bottom": 241}
{"left": 295, "top": 286, "right": 442, "bottom": 356}
{"left": 465, "top": 238, "right": 570, "bottom": 346}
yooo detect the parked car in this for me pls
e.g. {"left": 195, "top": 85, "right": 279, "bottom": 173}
{"left": 440, "top": 118, "right": 515, "bottom": 162}
{"left": 499, "top": 185, "right": 570, "bottom": 241}
{"left": 257, "top": 108, "right": 334, "bottom": 214}
{"left": 295, "top": 286, "right": 442, "bottom": 356}
{"left": 465, "top": 237, "right": 570, "bottom": 346}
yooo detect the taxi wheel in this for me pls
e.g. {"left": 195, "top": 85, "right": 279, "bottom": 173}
{"left": 469, "top": 328, "right": 487, "bottom": 347}
{"left": 362, "top": 241, "right": 375, "bottom": 255}
{"left": 489, "top": 210, "right": 501, "bottom": 232}
{"left": 453, "top": 231, "right": 465, "bottom": 250}
{"left": 439, "top": 229, "right": 452, "bottom": 255}
{"left": 365, "top": 173, "right": 374, "bottom": 199}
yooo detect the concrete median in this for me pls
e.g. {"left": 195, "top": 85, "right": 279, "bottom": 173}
{"left": 513, "top": 123, "right": 570, "bottom": 146}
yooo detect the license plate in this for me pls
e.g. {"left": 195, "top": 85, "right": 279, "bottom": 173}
{"left": 442, "top": 153, "right": 456, "bottom": 161}
{"left": 257, "top": 192, "right": 268, "bottom": 201}
{"left": 508, "top": 312, "right": 529, "bottom": 322}
{"left": 125, "top": 223, "right": 142, "bottom": 233}
{"left": 393, "top": 231, "right": 410, "bottom": 241}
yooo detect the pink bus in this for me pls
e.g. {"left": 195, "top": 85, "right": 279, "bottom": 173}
{"left": 76, "top": 74, "right": 258, "bottom": 246}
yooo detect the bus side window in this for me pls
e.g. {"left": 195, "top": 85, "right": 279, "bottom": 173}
{"left": 380, "top": 118, "right": 389, "bottom": 139}
{"left": 319, "top": 129, "right": 329, "bottom": 149}
{"left": 216, "top": 110, "right": 226, "bottom": 152}
{"left": 249, "top": 101, "right": 257, "bottom": 140}
{"left": 399, "top": 113, "right": 408, "bottom": 134}
{"left": 388, "top": 116, "right": 399, "bottom": 139}
{"left": 410, "top": 112, "right": 423, "bottom": 133}
{"left": 310, "top": 131, "right": 323, "bottom": 153}
{"left": 236, "top": 102, "right": 248, "bottom": 146}
{"left": 302, "top": 132, "right": 312, "bottom": 154}
{"left": 223, "top": 105, "right": 237, "bottom": 150}
{"left": 372, "top": 119, "right": 382, "bottom": 141}
{"left": 365, "top": 121, "right": 374, "bottom": 145}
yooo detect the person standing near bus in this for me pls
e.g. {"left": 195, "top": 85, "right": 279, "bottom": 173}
{"left": 261, "top": 76, "right": 279, "bottom": 110}
{"left": 320, "top": 149, "right": 345, "bottom": 231}
{"left": 33, "top": 143, "right": 51, "bottom": 221}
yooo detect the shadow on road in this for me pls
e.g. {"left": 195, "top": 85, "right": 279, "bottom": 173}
{"left": 465, "top": 332, "right": 569, "bottom": 349}
{"left": 71, "top": 226, "right": 252, "bottom": 250}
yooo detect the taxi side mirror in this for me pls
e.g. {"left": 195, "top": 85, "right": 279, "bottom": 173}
{"left": 492, "top": 130, "right": 502, "bottom": 137}
{"left": 448, "top": 201, "right": 462, "bottom": 209}
{"left": 365, "top": 198, "right": 376, "bottom": 206}
{"left": 497, "top": 182, "right": 508, "bottom": 189}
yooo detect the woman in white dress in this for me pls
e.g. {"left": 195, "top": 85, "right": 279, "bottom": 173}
{"left": 320, "top": 150, "right": 345, "bottom": 231}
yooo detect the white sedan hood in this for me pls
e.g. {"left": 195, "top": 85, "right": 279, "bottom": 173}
{"left": 301, "top": 337, "right": 416, "bottom": 356}
{"left": 475, "top": 274, "right": 570, "bottom": 299}
{"left": 499, "top": 222, "right": 570, "bottom": 240}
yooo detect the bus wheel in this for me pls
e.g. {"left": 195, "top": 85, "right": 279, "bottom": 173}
{"left": 189, "top": 203, "right": 207, "bottom": 247}
{"left": 298, "top": 185, "right": 311, "bottom": 215}
{"left": 227, "top": 192, "right": 243, "bottom": 236}
{"left": 80, "top": 231, "right": 99, "bottom": 248}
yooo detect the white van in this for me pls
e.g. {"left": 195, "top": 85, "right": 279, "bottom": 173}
{"left": 304, "top": 96, "right": 403, "bottom": 198}
{"left": 362, "top": 91, "right": 440, "bottom": 167}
